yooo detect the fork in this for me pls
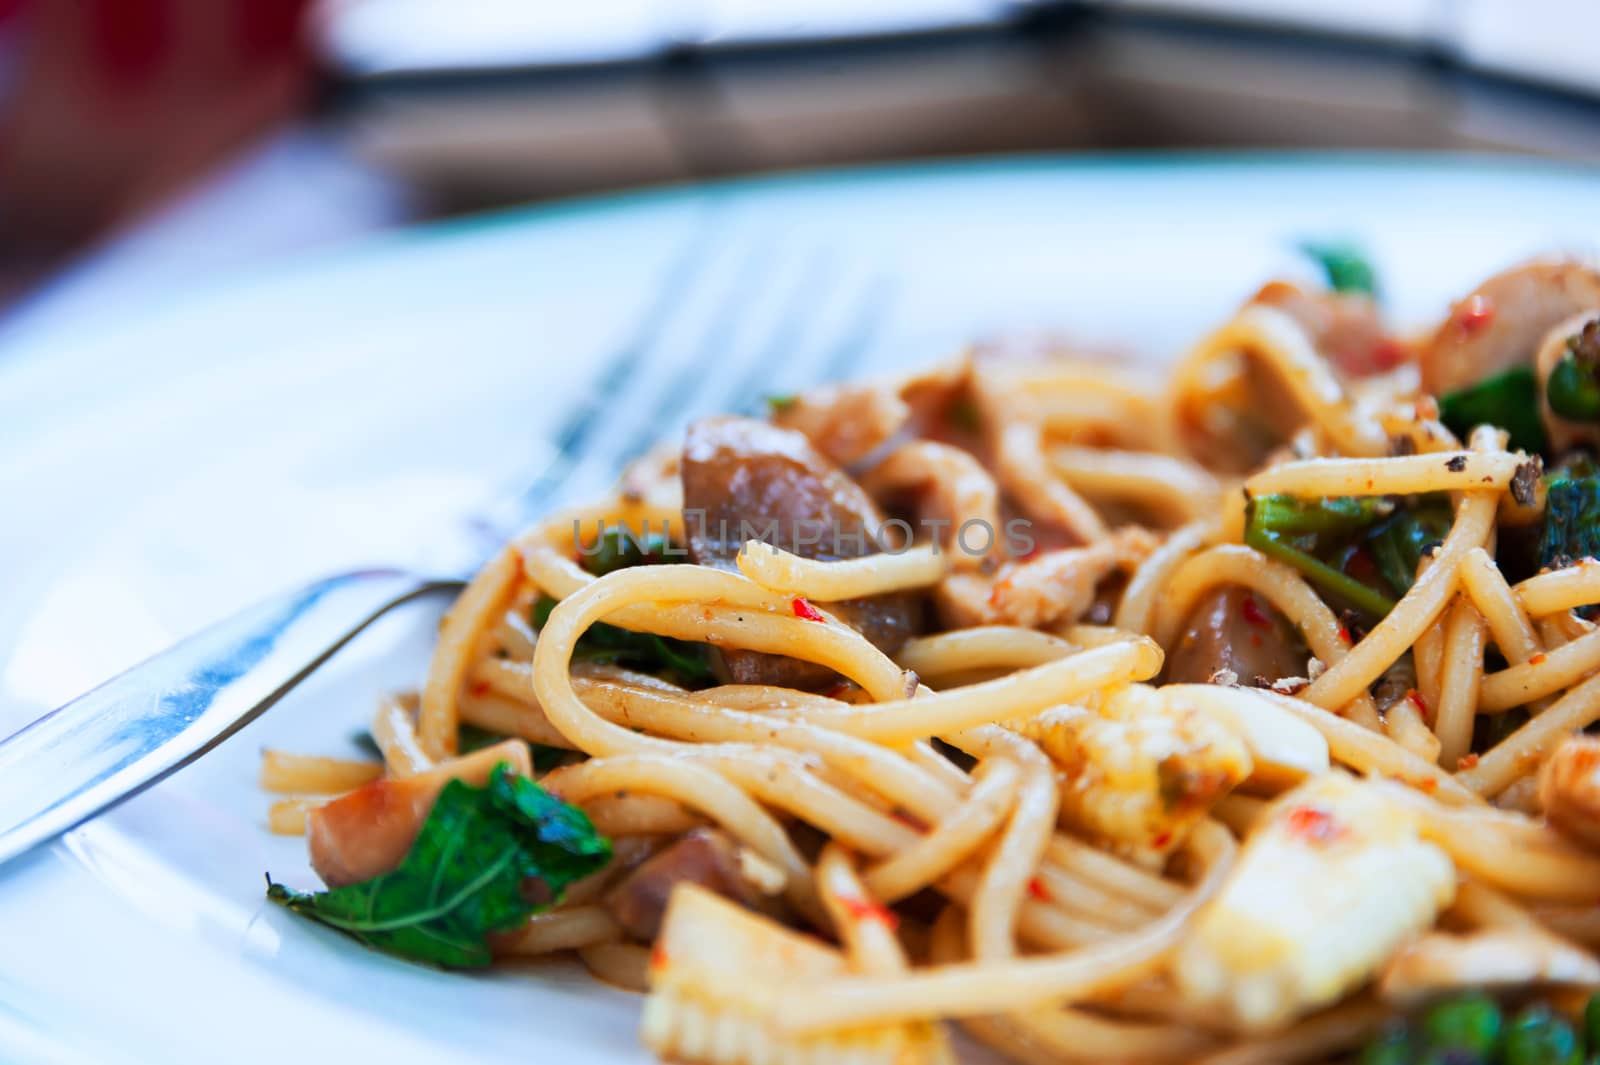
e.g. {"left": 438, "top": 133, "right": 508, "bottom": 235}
{"left": 0, "top": 226, "right": 893, "bottom": 869}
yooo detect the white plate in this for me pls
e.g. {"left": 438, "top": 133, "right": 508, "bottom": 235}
{"left": 2, "top": 153, "right": 1598, "bottom": 1063}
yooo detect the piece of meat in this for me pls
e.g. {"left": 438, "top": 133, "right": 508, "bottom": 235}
{"left": 860, "top": 441, "right": 1003, "bottom": 572}
{"left": 933, "top": 529, "right": 1156, "bottom": 630}
{"left": 605, "top": 828, "right": 777, "bottom": 942}
{"left": 681, "top": 417, "right": 922, "bottom": 689}
{"left": 1163, "top": 587, "right": 1307, "bottom": 686}
{"left": 770, "top": 381, "right": 910, "bottom": 467}
{"left": 307, "top": 740, "right": 532, "bottom": 887}
{"left": 1539, "top": 735, "right": 1600, "bottom": 850}
{"left": 1420, "top": 261, "right": 1600, "bottom": 396}
{"left": 1251, "top": 281, "right": 1400, "bottom": 378}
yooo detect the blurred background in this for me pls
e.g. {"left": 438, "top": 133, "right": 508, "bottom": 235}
{"left": 1, "top": 0, "right": 1598, "bottom": 336}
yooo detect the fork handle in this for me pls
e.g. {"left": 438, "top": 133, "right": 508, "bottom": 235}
{"left": 0, "top": 568, "right": 464, "bottom": 869}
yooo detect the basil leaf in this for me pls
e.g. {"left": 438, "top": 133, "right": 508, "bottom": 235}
{"left": 267, "top": 763, "right": 610, "bottom": 968}
{"left": 579, "top": 527, "right": 674, "bottom": 577}
{"left": 1245, "top": 494, "right": 1398, "bottom": 618}
{"left": 1298, "top": 240, "right": 1378, "bottom": 297}
{"left": 457, "top": 723, "right": 569, "bottom": 772}
{"left": 1438, "top": 367, "right": 1549, "bottom": 456}
{"left": 532, "top": 596, "right": 714, "bottom": 687}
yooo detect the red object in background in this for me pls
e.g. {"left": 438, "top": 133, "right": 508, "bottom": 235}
{"left": 0, "top": 0, "right": 315, "bottom": 296}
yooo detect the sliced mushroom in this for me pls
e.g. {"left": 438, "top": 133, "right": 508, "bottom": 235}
{"left": 605, "top": 828, "right": 784, "bottom": 942}
{"left": 681, "top": 417, "right": 923, "bottom": 689}
{"left": 1163, "top": 587, "right": 1308, "bottom": 687}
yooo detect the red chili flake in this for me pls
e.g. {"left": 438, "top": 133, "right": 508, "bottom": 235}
{"left": 1240, "top": 596, "right": 1270, "bottom": 628}
{"left": 469, "top": 679, "right": 492, "bottom": 698}
{"left": 1285, "top": 805, "right": 1345, "bottom": 845}
{"left": 1530, "top": 653, "right": 1547, "bottom": 666}
{"left": 791, "top": 597, "right": 826, "bottom": 622}
{"left": 889, "top": 808, "right": 925, "bottom": 831}
{"left": 839, "top": 896, "right": 900, "bottom": 930}
{"left": 650, "top": 944, "right": 668, "bottom": 968}
{"left": 1457, "top": 753, "right": 1481, "bottom": 770}
{"left": 1406, "top": 690, "right": 1428, "bottom": 718}
{"left": 1337, "top": 625, "right": 1353, "bottom": 645}
{"left": 1417, "top": 778, "right": 1438, "bottom": 794}
{"left": 1367, "top": 337, "right": 1408, "bottom": 372}
{"left": 1027, "top": 877, "right": 1050, "bottom": 901}
{"left": 1151, "top": 831, "right": 1173, "bottom": 849}
{"left": 1457, "top": 295, "right": 1496, "bottom": 335}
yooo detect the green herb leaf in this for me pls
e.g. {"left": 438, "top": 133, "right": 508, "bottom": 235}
{"left": 579, "top": 527, "right": 675, "bottom": 577}
{"left": 1245, "top": 521, "right": 1398, "bottom": 618}
{"left": 1548, "top": 351, "right": 1600, "bottom": 422}
{"left": 1298, "top": 240, "right": 1379, "bottom": 297}
{"left": 947, "top": 396, "right": 982, "bottom": 433}
{"left": 1367, "top": 496, "right": 1453, "bottom": 597}
{"left": 1438, "top": 366, "right": 1549, "bottom": 456}
{"left": 456, "top": 723, "right": 568, "bottom": 772}
{"left": 267, "top": 763, "right": 610, "bottom": 968}
{"left": 765, "top": 393, "right": 798, "bottom": 413}
{"left": 1540, "top": 477, "right": 1600, "bottom": 570}
{"left": 532, "top": 596, "right": 714, "bottom": 687}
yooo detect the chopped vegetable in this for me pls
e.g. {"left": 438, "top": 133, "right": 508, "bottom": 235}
{"left": 1423, "top": 993, "right": 1502, "bottom": 1056}
{"left": 1548, "top": 320, "right": 1600, "bottom": 422}
{"left": 457, "top": 723, "right": 568, "bottom": 772}
{"left": 1368, "top": 497, "right": 1454, "bottom": 596}
{"left": 267, "top": 763, "right": 610, "bottom": 968}
{"left": 1539, "top": 477, "right": 1600, "bottom": 570}
{"left": 764, "top": 393, "right": 798, "bottom": 414}
{"left": 580, "top": 526, "right": 675, "bottom": 577}
{"left": 533, "top": 596, "right": 714, "bottom": 687}
{"left": 1299, "top": 240, "right": 1379, "bottom": 297}
{"left": 1503, "top": 1004, "right": 1581, "bottom": 1065}
{"left": 1245, "top": 494, "right": 1398, "bottom": 618}
{"left": 1360, "top": 1025, "right": 1414, "bottom": 1065}
{"left": 1438, "top": 367, "right": 1549, "bottom": 456}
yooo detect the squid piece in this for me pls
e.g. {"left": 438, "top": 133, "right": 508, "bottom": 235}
{"left": 1173, "top": 773, "right": 1456, "bottom": 1031}
{"left": 1157, "top": 684, "right": 1330, "bottom": 792}
{"left": 643, "top": 884, "right": 951, "bottom": 1065}
{"left": 1031, "top": 684, "right": 1254, "bottom": 862}
{"left": 1379, "top": 928, "right": 1600, "bottom": 1005}
{"left": 770, "top": 380, "right": 912, "bottom": 467}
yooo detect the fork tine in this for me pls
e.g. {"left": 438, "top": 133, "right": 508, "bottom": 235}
{"left": 502, "top": 225, "right": 719, "bottom": 519}
{"left": 611, "top": 242, "right": 828, "bottom": 468}
{"left": 554, "top": 232, "right": 785, "bottom": 505}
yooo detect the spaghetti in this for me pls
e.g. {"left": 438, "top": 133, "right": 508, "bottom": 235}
{"left": 266, "top": 256, "right": 1600, "bottom": 1064}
